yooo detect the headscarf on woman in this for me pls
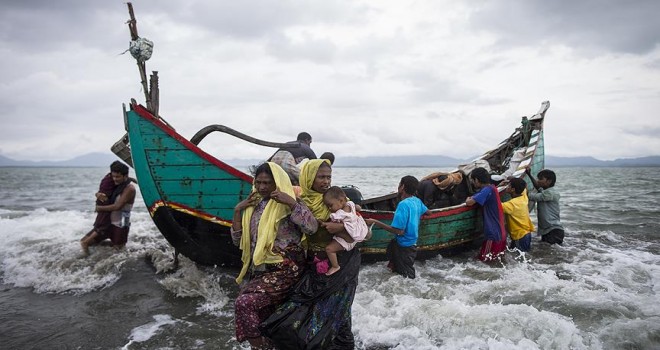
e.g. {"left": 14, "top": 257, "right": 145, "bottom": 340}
{"left": 236, "top": 162, "right": 296, "bottom": 284}
{"left": 299, "top": 159, "right": 331, "bottom": 221}
{"left": 261, "top": 157, "right": 360, "bottom": 349}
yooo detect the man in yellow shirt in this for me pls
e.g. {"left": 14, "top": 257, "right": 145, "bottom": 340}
{"left": 501, "top": 178, "right": 535, "bottom": 252}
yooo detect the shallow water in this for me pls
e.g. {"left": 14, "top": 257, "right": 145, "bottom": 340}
{"left": 1, "top": 166, "right": 659, "bottom": 349}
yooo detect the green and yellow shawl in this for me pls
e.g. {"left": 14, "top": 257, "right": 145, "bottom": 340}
{"left": 299, "top": 159, "right": 333, "bottom": 250}
{"left": 236, "top": 162, "right": 296, "bottom": 284}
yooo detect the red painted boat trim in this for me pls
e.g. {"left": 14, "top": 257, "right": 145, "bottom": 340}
{"left": 132, "top": 104, "right": 253, "bottom": 183}
{"left": 425, "top": 205, "right": 474, "bottom": 218}
{"left": 361, "top": 205, "right": 473, "bottom": 220}
{"left": 150, "top": 200, "right": 233, "bottom": 227}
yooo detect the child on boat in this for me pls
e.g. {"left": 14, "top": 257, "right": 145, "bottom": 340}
{"left": 501, "top": 177, "right": 535, "bottom": 252}
{"left": 465, "top": 167, "right": 507, "bottom": 262}
{"left": 526, "top": 168, "right": 565, "bottom": 245}
{"left": 365, "top": 176, "right": 429, "bottom": 279}
{"left": 322, "top": 186, "right": 370, "bottom": 276}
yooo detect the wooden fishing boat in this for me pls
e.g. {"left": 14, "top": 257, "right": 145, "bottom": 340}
{"left": 112, "top": 4, "right": 549, "bottom": 267}
{"left": 357, "top": 102, "right": 549, "bottom": 261}
{"left": 113, "top": 100, "right": 548, "bottom": 266}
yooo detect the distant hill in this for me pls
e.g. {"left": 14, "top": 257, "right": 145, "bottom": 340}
{"left": 0, "top": 155, "right": 21, "bottom": 166}
{"left": 2, "top": 153, "right": 660, "bottom": 168}
{"left": 334, "top": 155, "right": 463, "bottom": 167}
{"left": 0, "top": 153, "right": 120, "bottom": 167}
{"left": 545, "top": 155, "right": 660, "bottom": 167}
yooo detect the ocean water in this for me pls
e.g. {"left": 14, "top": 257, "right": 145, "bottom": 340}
{"left": 0, "top": 166, "right": 658, "bottom": 350}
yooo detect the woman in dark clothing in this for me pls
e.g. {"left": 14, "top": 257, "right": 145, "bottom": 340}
{"left": 261, "top": 159, "right": 361, "bottom": 349}
{"left": 232, "top": 162, "right": 318, "bottom": 349}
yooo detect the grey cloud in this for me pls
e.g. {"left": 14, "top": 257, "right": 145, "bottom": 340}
{"left": 624, "top": 126, "right": 660, "bottom": 138}
{"left": 171, "top": 0, "right": 369, "bottom": 40}
{"left": 0, "top": 1, "right": 136, "bottom": 52}
{"left": 645, "top": 58, "right": 660, "bottom": 70}
{"left": 468, "top": 0, "right": 660, "bottom": 55}
{"left": 397, "top": 69, "right": 506, "bottom": 105}
{"left": 0, "top": 1, "right": 370, "bottom": 65}
{"left": 312, "top": 127, "right": 354, "bottom": 145}
{"left": 265, "top": 33, "right": 337, "bottom": 63}
{"left": 177, "top": 1, "right": 301, "bottom": 39}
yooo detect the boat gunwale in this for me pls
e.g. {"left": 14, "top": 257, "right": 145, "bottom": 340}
{"left": 124, "top": 100, "right": 549, "bottom": 265}
{"left": 131, "top": 103, "right": 253, "bottom": 184}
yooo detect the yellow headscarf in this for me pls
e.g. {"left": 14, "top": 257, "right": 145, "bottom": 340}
{"left": 236, "top": 162, "right": 296, "bottom": 284}
{"left": 299, "top": 159, "right": 331, "bottom": 221}
{"left": 299, "top": 159, "right": 334, "bottom": 251}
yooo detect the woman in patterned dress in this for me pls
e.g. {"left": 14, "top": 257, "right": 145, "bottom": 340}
{"left": 261, "top": 159, "right": 362, "bottom": 349}
{"left": 232, "top": 162, "right": 318, "bottom": 349}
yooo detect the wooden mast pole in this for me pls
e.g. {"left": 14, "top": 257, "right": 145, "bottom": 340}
{"left": 126, "top": 2, "right": 152, "bottom": 112}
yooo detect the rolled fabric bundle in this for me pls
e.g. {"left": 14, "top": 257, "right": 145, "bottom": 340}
{"left": 433, "top": 172, "right": 463, "bottom": 190}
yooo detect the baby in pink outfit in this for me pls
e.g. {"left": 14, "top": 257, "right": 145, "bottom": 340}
{"left": 322, "top": 186, "right": 370, "bottom": 275}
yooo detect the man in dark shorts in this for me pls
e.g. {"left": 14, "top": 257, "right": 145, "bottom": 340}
{"left": 81, "top": 161, "right": 136, "bottom": 254}
{"left": 366, "top": 176, "right": 429, "bottom": 278}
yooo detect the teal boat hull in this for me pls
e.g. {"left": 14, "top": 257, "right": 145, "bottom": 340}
{"left": 122, "top": 102, "right": 549, "bottom": 266}
{"left": 127, "top": 104, "right": 252, "bottom": 266}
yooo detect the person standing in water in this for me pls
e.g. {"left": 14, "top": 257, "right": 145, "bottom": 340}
{"left": 80, "top": 161, "right": 136, "bottom": 254}
{"left": 366, "top": 175, "right": 429, "bottom": 279}
{"left": 501, "top": 177, "right": 535, "bottom": 252}
{"left": 526, "top": 168, "right": 565, "bottom": 245}
{"left": 231, "top": 162, "right": 317, "bottom": 349}
{"left": 465, "top": 167, "right": 507, "bottom": 262}
{"left": 80, "top": 162, "right": 118, "bottom": 255}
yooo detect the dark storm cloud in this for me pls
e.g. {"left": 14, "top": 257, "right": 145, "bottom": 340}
{"left": 162, "top": 0, "right": 368, "bottom": 40}
{"left": 0, "top": 1, "right": 133, "bottom": 51}
{"left": 0, "top": 1, "right": 368, "bottom": 63}
{"left": 1, "top": 1, "right": 658, "bottom": 161}
{"left": 173, "top": 1, "right": 319, "bottom": 38}
{"left": 468, "top": 0, "right": 660, "bottom": 55}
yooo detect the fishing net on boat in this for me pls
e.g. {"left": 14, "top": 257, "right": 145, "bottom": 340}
{"left": 128, "top": 37, "right": 153, "bottom": 62}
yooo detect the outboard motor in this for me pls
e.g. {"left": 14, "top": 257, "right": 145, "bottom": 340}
{"left": 341, "top": 185, "right": 363, "bottom": 206}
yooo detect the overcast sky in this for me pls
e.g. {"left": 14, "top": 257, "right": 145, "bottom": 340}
{"left": 1, "top": 0, "right": 659, "bottom": 162}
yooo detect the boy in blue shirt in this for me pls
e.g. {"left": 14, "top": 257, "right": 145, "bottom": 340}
{"left": 465, "top": 167, "right": 507, "bottom": 262}
{"left": 366, "top": 176, "right": 429, "bottom": 278}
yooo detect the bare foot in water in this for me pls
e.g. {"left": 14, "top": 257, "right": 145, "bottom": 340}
{"left": 325, "top": 266, "right": 340, "bottom": 276}
{"left": 80, "top": 231, "right": 99, "bottom": 257}
{"left": 80, "top": 239, "right": 90, "bottom": 257}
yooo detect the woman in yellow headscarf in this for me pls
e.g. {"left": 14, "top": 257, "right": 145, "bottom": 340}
{"left": 231, "top": 162, "right": 318, "bottom": 349}
{"left": 261, "top": 159, "right": 362, "bottom": 349}
{"left": 298, "top": 158, "right": 332, "bottom": 249}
